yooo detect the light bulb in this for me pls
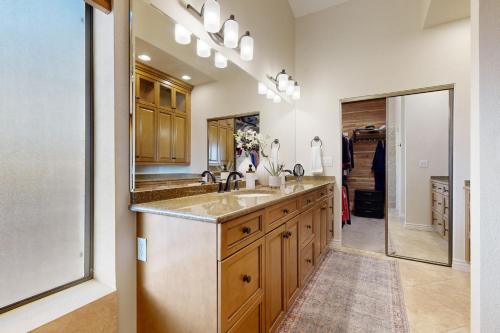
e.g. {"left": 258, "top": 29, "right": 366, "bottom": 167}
{"left": 223, "top": 15, "right": 239, "bottom": 49}
{"left": 277, "top": 70, "right": 288, "bottom": 91}
{"left": 240, "top": 32, "right": 254, "bottom": 61}
{"left": 174, "top": 23, "right": 191, "bottom": 45}
{"left": 293, "top": 84, "right": 301, "bottom": 100}
{"left": 214, "top": 52, "right": 228, "bottom": 68}
{"left": 266, "top": 90, "right": 274, "bottom": 99}
{"left": 273, "top": 95, "right": 282, "bottom": 103}
{"left": 258, "top": 82, "right": 267, "bottom": 95}
{"left": 286, "top": 77, "right": 295, "bottom": 96}
{"left": 138, "top": 54, "right": 151, "bottom": 62}
{"left": 203, "top": 0, "right": 220, "bottom": 33}
{"left": 196, "top": 39, "right": 211, "bottom": 58}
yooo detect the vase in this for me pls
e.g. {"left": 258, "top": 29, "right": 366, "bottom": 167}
{"left": 237, "top": 153, "right": 254, "bottom": 175}
{"left": 256, "top": 157, "right": 271, "bottom": 186}
{"left": 268, "top": 175, "right": 282, "bottom": 188}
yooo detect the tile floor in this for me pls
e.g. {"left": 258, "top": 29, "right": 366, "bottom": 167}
{"left": 334, "top": 245, "right": 470, "bottom": 333}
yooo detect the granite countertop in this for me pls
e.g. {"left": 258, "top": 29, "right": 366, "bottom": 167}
{"left": 130, "top": 178, "right": 335, "bottom": 223}
{"left": 431, "top": 176, "right": 449, "bottom": 184}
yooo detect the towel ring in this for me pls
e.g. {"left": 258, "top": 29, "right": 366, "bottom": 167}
{"left": 310, "top": 136, "right": 323, "bottom": 147}
{"left": 271, "top": 138, "right": 281, "bottom": 150}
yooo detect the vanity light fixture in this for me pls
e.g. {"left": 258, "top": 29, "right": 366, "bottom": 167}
{"left": 181, "top": 75, "right": 192, "bottom": 81}
{"left": 266, "top": 90, "right": 275, "bottom": 100}
{"left": 186, "top": 3, "right": 254, "bottom": 62}
{"left": 258, "top": 82, "right": 268, "bottom": 95}
{"left": 273, "top": 95, "right": 282, "bottom": 103}
{"left": 196, "top": 38, "right": 211, "bottom": 58}
{"left": 214, "top": 52, "right": 228, "bottom": 68}
{"left": 175, "top": 23, "right": 192, "bottom": 45}
{"left": 267, "top": 69, "right": 301, "bottom": 99}
{"left": 138, "top": 54, "right": 151, "bottom": 62}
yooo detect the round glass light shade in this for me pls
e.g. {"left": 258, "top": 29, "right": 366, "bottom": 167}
{"left": 214, "top": 52, "right": 228, "bottom": 68}
{"left": 223, "top": 17, "right": 239, "bottom": 49}
{"left": 258, "top": 82, "right": 267, "bottom": 95}
{"left": 273, "top": 95, "right": 282, "bottom": 103}
{"left": 240, "top": 34, "right": 254, "bottom": 61}
{"left": 175, "top": 23, "right": 192, "bottom": 45}
{"left": 196, "top": 39, "right": 211, "bottom": 58}
{"left": 286, "top": 78, "right": 295, "bottom": 96}
{"left": 293, "top": 84, "right": 301, "bottom": 100}
{"left": 277, "top": 70, "right": 288, "bottom": 91}
{"left": 266, "top": 90, "right": 274, "bottom": 99}
{"left": 203, "top": 0, "right": 221, "bottom": 33}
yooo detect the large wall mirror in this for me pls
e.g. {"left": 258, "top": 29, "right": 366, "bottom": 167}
{"left": 129, "top": 0, "right": 296, "bottom": 192}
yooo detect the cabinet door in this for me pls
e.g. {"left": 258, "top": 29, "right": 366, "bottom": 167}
{"left": 326, "top": 196, "right": 334, "bottom": 243}
{"left": 157, "top": 112, "right": 172, "bottom": 162}
{"left": 174, "top": 89, "right": 187, "bottom": 113}
{"left": 208, "top": 121, "right": 219, "bottom": 164}
{"left": 265, "top": 225, "right": 286, "bottom": 333}
{"left": 136, "top": 75, "right": 156, "bottom": 105}
{"left": 172, "top": 115, "right": 187, "bottom": 163}
{"left": 227, "top": 127, "right": 235, "bottom": 168}
{"left": 227, "top": 298, "right": 265, "bottom": 333}
{"left": 320, "top": 203, "right": 328, "bottom": 253}
{"left": 313, "top": 205, "right": 321, "bottom": 264}
{"left": 219, "top": 126, "right": 228, "bottom": 165}
{"left": 135, "top": 104, "right": 156, "bottom": 162}
{"left": 285, "top": 217, "right": 300, "bottom": 309}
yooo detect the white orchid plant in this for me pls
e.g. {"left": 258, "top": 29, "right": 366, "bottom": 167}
{"left": 234, "top": 129, "right": 269, "bottom": 157}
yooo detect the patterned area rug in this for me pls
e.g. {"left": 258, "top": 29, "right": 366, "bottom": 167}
{"left": 278, "top": 250, "right": 409, "bottom": 333}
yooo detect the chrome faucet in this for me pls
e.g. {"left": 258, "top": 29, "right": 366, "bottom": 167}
{"left": 224, "top": 171, "right": 244, "bottom": 192}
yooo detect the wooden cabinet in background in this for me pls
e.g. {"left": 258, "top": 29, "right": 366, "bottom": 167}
{"left": 208, "top": 118, "right": 235, "bottom": 168}
{"left": 431, "top": 178, "right": 449, "bottom": 239}
{"left": 135, "top": 63, "right": 192, "bottom": 165}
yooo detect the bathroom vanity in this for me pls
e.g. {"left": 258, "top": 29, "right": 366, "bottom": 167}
{"left": 131, "top": 178, "right": 334, "bottom": 333}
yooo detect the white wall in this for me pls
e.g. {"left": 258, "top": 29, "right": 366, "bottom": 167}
{"left": 403, "top": 91, "right": 449, "bottom": 227}
{"left": 471, "top": 0, "right": 500, "bottom": 330}
{"left": 294, "top": 0, "right": 470, "bottom": 261}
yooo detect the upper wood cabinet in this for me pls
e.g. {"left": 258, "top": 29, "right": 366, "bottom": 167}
{"left": 208, "top": 118, "right": 235, "bottom": 168}
{"left": 135, "top": 63, "right": 192, "bottom": 165}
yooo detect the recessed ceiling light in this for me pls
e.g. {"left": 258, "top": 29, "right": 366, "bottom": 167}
{"left": 182, "top": 75, "right": 191, "bottom": 81}
{"left": 138, "top": 54, "right": 151, "bottom": 62}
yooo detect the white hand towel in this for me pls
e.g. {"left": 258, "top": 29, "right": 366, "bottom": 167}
{"left": 270, "top": 145, "right": 279, "bottom": 164}
{"left": 311, "top": 145, "right": 323, "bottom": 174}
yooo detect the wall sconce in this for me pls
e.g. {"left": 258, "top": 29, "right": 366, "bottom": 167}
{"left": 267, "top": 69, "right": 301, "bottom": 100}
{"left": 186, "top": 1, "right": 254, "bottom": 62}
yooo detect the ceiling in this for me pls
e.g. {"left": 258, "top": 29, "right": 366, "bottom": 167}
{"left": 287, "top": 0, "right": 350, "bottom": 18}
{"left": 423, "top": 0, "right": 470, "bottom": 28}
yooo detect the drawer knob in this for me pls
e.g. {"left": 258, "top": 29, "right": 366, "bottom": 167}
{"left": 320, "top": 192, "right": 325, "bottom": 196}
{"left": 241, "top": 226, "right": 252, "bottom": 234}
{"left": 242, "top": 275, "right": 252, "bottom": 283}
{"left": 307, "top": 199, "right": 312, "bottom": 204}
{"left": 306, "top": 259, "right": 312, "bottom": 263}
{"left": 306, "top": 225, "right": 312, "bottom": 229}
{"left": 282, "top": 231, "right": 292, "bottom": 239}
{"left": 283, "top": 209, "right": 289, "bottom": 214}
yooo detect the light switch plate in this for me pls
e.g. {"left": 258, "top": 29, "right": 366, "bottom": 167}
{"left": 419, "top": 160, "right": 429, "bottom": 168}
{"left": 322, "top": 156, "right": 334, "bottom": 167}
{"left": 137, "top": 237, "right": 147, "bottom": 262}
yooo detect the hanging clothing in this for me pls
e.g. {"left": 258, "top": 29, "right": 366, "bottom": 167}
{"left": 372, "top": 140, "right": 385, "bottom": 192}
{"left": 342, "top": 186, "right": 351, "bottom": 225}
{"left": 342, "top": 135, "right": 353, "bottom": 170}
{"left": 349, "top": 138, "right": 354, "bottom": 168}
{"left": 342, "top": 175, "right": 351, "bottom": 225}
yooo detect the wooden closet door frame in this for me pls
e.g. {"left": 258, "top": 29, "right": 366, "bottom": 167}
{"left": 340, "top": 84, "right": 455, "bottom": 267}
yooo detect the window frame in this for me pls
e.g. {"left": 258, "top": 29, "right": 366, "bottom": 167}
{"left": 0, "top": 4, "right": 94, "bottom": 314}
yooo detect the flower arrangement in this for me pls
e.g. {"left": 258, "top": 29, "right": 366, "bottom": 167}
{"left": 234, "top": 129, "right": 268, "bottom": 156}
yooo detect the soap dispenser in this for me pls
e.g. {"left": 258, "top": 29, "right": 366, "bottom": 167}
{"left": 245, "top": 164, "right": 256, "bottom": 189}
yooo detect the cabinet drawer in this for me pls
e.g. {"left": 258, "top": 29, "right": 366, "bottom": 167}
{"left": 299, "top": 192, "right": 316, "bottom": 210}
{"left": 220, "top": 238, "right": 265, "bottom": 333}
{"left": 432, "top": 193, "right": 445, "bottom": 215}
{"left": 443, "top": 195, "right": 449, "bottom": 218}
{"left": 315, "top": 187, "right": 328, "bottom": 201}
{"left": 300, "top": 239, "right": 314, "bottom": 286}
{"left": 220, "top": 210, "right": 265, "bottom": 259}
{"left": 327, "top": 184, "right": 334, "bottom": 196}
{"left": 265, "top": 199, "right": 298, "bottom": 232}
{"left": 298, "top": 209, "right": 314, "bottom": 247}
{"left": 226, "top": 297, "right": 264, "bottom": 333}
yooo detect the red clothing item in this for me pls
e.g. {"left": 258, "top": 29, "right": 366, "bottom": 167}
{"left": 342, "top": 186, "right": 350, "bottom": 223}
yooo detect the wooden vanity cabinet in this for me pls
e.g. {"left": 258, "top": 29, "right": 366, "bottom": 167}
{"left": 431, "top": 179, "right": 449, "bottom": 238}
{"left": 135, "top": 63, "right": 192, "bottom": 165}
{"left": 137, "top": 184, "right": 334, "bottom": 333}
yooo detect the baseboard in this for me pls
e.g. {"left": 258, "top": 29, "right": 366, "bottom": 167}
{"left": 404, "top": 222, "right": 434, "bottom": 231}
{"left": 330, "top": 239, "right": 342, "bottom": 249}
{"left": 452, "top": 259, "right": 471, "bottom": 272}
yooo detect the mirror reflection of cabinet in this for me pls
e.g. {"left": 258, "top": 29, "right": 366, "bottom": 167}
{"left": 135, "top": 63, "right": 191, "bottom": 164}
{"left": 208, "top": 118, "right": 235, "bottom": 170}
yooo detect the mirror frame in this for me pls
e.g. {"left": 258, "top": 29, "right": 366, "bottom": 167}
{"left": 340, "top": 84, "right": 454, "bottom": 267}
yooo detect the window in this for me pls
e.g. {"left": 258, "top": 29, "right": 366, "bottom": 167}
{"left": 0, "top": 1, "right": 93, "bottom": 312}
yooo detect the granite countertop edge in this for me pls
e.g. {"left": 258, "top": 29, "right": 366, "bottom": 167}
{"left": 130, "top": 179, "right": 335, "bottom": 223}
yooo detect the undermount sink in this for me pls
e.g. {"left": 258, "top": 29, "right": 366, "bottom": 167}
{"left": 233, "top": 190, "right": 275, "bottom": 198}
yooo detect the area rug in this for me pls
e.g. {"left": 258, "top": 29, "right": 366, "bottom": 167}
{"left": 277, "top": 250, "right": 409, "bottom": 333}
